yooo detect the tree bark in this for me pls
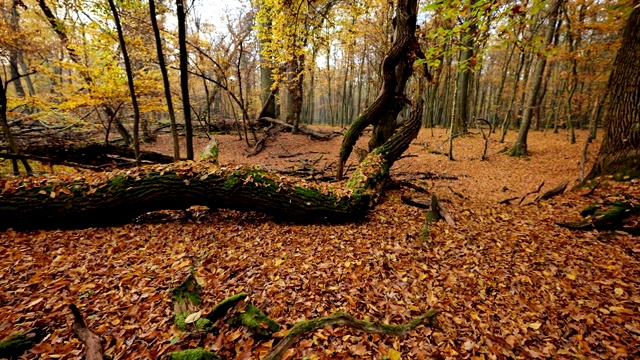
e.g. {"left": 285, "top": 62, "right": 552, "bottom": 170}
{"left": 176, "top": 0, "right": 194, "bottom": 160}
{"left": 337, "top": 0, "right": 420, "bottom": 179}
{"left": 510, "top": 0, "right": 561, "bottom": 157}
{"left": 108, "top": 0, "right": 141, "bottom": 166}
{"left": 587, "top": 3, "right": 640, "bottom": 179}
{"left": 150, "top": 0, "right": 180, "bottom": 160}
{"left": 0, "top": 91, "right": 423, "bottom": 231}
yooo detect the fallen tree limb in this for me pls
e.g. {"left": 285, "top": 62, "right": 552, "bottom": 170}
{"left": 401, "top": 195, "right": 431, "bottom": 209}
{"left": 498, "top": 182, "right": 544, "bottom": 205}
{"left": 259, "top": 117, "right": 340, "bottom": 140}
{"left": 0, "top": 143, "right": 174, "bottom": 170}
{"left": 69, "top": 304, "right": 103, "bottom": 360}
{"left": 534, "top": 180, "right": 569, "bottom": 203}
{"left": 262, "top": 310, "right": 438, "bottom": 360}
{"left": 0, "top": 89, "right": 422, "bottom": 230}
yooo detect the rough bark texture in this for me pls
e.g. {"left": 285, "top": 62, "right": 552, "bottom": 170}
{"left": 337, "top": 0, "right": 420, "bottom": 179}
{"left": 69, "top": 304, "right": 103, "bottom": 360}
{"left": 587, "top": 4, "right": 640, "bottom": 179}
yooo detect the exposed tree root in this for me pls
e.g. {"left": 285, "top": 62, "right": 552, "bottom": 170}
{"left": 69, "top": 304, "right": 103, "bottom": 360}
{"left": 262, "top": 310, "right": 438, "bottom": 360}
{"left": 556, "top": 198, "right": 639, "bottom": 233}
{"left": 534, "top": 180, "right": 568, "bottom": 203}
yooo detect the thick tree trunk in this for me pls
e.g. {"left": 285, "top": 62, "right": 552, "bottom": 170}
{"left": 337, "top": 0, "right": 420, "bottom": 179}
{"left": 587, "top": 4, "right": 640, "bottom": 179}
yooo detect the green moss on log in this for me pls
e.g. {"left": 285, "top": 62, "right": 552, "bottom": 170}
{"left": 0, "top": 333, "right": 37, "bottom": 359}
{"left": 206, "top": 293, "right": 247, "bottom": 323}
{"left": 172, "top": 274, "right": 202, "bottom": 331}
{"left": 231, "top": 304, "right": 280, "bottom": 336}
{"left": 169, "top": 348, "right": 221, "bottom": 360}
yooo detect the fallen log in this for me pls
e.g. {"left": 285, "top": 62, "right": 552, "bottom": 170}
{"left": 0, "top": 162, "right": 371, "bottom": 230}
{"left": 0, "top": 90, "right": 422, "bottom": 231}
{"left": 534, "top": 180, "right": 568, "bottom": 203}
{"left": 0, "top": 327, "right": 46, "bottom": 359}
{"left": 259, "top": 117, "right": 341, "bottom": 141}
{"left": 0, "top": 143, "right": 174, "bottom": 170}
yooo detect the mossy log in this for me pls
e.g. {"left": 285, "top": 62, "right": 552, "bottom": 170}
{"left": 0, "top": 162, "right": 371, "bottom": 230}
{"left": 206, "top": 293, "right": 247, "bottom": 323}
{"left": 0, "top": 332, "right": 41, "bottom": 359}
{"left": 556, "top": 198, "right": 639, "bottom": 232}
{"left": 169, "top": 348, "right": 221, "bottom": 360}
{"left": 0, "top": 90, "right": 421, "bottom": 231}
{"left": 262, "top": 310, "right": 438, "bottom": 360}
{"left": 229, "top": 304, "right": 280, "bottom": 336}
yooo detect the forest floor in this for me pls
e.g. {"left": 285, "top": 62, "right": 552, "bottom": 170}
{"left": 1, "top": 128, "right": 639, "bottom": 359}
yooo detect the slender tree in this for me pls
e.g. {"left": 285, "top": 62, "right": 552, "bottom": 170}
{"left": 149, "top": 0, "right": 180, "bottom": 161}
{"left": 587, "top": 3, "right": 640, "bottom": 179}
{"left": 176, "top": 0, "right": 194, "bottom": 160}
{"left": 107, "top": 0, "right": 141, "bottom": 165}
{"left": 510, "top": 0, "right": 561, "bottom": 157}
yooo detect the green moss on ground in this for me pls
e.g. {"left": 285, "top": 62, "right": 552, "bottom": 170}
{"left": 172, "top": 275, "right": 201, "bottom": 306}
{"left": 206, "top": 293, "right": 247, "bottom": 323}
{"left": 169, "top": 348, "right": 221, "bottom": 360}
{"left": 231, "top": 304, "right": 280, "bottom": 336}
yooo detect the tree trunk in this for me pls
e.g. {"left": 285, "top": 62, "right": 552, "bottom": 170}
{"left": 108, "top": 0, "right": 141, "bottom": 166}
{"left": 453, "top": 21, "right": 475, "bottom": 135}
{"left": 176, "top": 0, "right": 194, "bottom": 160}
{"left": 510, "top": 0, "right": 561, "bottom": 157}
{"left": 337, "top": 0, "right": 420, "bottom": 179}
{"left": 149, "top": 0, "right": 180, "bottom": 161}
{"left": 587, "top": 4, "right": 640, "bottom": 179}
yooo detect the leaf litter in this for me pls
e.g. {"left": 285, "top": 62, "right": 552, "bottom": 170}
{"left": 0, "top": 128, "right": 638, "bottom": 359}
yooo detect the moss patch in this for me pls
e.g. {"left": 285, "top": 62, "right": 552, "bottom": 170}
{"left": 231, "top": 304, "right": 280, "bottom": 336}
{"left": 169, "top": 348, "right": 221, "bottom": 360}
{"left": 206, "top": 293, "right": 247, "bottom": 323}
{"left": 0, "top": 333, "right": 37, "bottom": 359}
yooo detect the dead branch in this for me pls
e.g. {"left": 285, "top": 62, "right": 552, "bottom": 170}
{"left": 425, "top": 194, "right": 455, "bottom": 226}
{"left": 259, "top": 117, "right": 340, "bottom": 140}
{"left": 69, "top": 304, "right": 103, "bottom": 360}
{"left": 448, "top": 186, "right": 467, "bottom": 199}
{"left": 396, "top": 180, "right": 429, "bottom": 193}
{"left": 474, "top": 118, "right": 492, "bottom": 161}
{"left": 580, "top": 182, "right": 600, "bottom": 197}
{"left": 401, "top": 194, "right": 431, "bottom": 209}
{"left": 534, "top": 180, "right": 569, "bottom": 203}
{"left": 262, "top": 310, "right": 438, "bottom": 360}
{"left": 499, "top": 182, "right": 544, "bottom": 205}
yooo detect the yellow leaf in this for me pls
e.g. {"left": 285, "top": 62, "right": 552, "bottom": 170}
{"left": 566, "top": 273, "right": 576, "bottom": 280}
{"left": 344, "top": 261, "right": 351, "bottom": 268}
{"left": 388, "top": 348, "right": 401, "bottom": 360}
{"left": 50, "top": 191, "right": 56, "bottom": 198}
{"left": 528, "top": 322, "right": 542, "bottom": 330}
{"left": 614, "top": 288, "right": 624, "bottom": 296}
{"left": 274, "top": 258, "right": 284, "bottom": 266}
